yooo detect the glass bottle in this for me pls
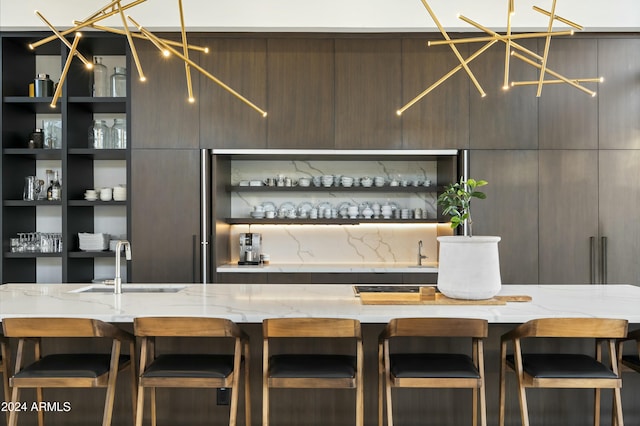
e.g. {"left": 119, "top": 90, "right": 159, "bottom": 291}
{"left": 89, "top": 120, "right": 109, "bottom": 149}
{"left": 110, "top": 66, "right": 127, "bottom": 97}
{"left": 92, "top": 57, "right": 109, "bottom": 97}
{"left": 111, "top": 118, "right": 126, "bottom": 149}
{"left": 51, "top": 171, "right": 61, "bottom": 201}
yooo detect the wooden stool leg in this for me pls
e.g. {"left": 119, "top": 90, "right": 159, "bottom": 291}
{"left": 150, "top": 387, "right": 157, "bottom": 426}
{"left": 613, "top": 387, "right": 624, "bottom": 426}
{"left": 244, "top": 344, "right": 252, "bottom": 426}
{"left": 36, "top": 387, "right": 44, "bottom": 426}
{"left": 594, "top": 388, "right": 601, "bottom": 426}
{"left": 135, "top": 385, "right": 145, "bottom": 426}
{"left": 7, "top": 387, "right": 20, "bottom": 426}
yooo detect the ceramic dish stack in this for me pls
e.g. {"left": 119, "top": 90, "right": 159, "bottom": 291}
{"left": 113, "top": 185, "right": 126, "bottom": 201}
{"left": 78, "top": 232, "right": 109, "bottom": 251}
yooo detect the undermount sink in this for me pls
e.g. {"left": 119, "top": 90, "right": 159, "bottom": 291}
{"left": 71, "top": 285, "right": 186, "bottom": 294}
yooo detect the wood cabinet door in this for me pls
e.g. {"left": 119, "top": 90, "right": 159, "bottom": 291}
{"left": 599, "top": 150, "right": 640, "bottom": 285}
{"left": 539, "top": 150, "right": 599, "bottom": 284}
{"left": 469, "top": 40, "right": 538, "bottom": 150}
{"left": 538, "top": 38, "right": 598, "bottom": 150}
{"left": 598, "top": 38, "right": 640, "bottom": 150}
{"left": 401, "top": 39, "right": 469, "bottom": 149}
{"left": 335, "top": 38, "right": 402, "bottom": 149}
{"left": 266, "top": 38, "right": 334, "bottom": 149}
{"left": 199, "top": 38, "right": 267, "bottom": 149}
{"left": 131, "top": 149, "right": 201, "bottom": 282}
{"left": 131, "top": 37, "right": 199, "bottom": 149}
{"left": 470, "top": 150, "right": 539, "bottom": 284}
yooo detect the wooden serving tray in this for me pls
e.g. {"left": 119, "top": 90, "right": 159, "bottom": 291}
{"left": 357, "top": 286, "right": 532, "bottom": 305}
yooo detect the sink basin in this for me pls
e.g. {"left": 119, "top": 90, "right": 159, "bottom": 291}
{"left": 71, "top": 285, "right": 186, "bottom": 294}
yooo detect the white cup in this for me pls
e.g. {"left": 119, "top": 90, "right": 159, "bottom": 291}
{"left": 100, "top": 187, "right": 112, "bottom": 201}
{"left": 265, "top": 211, "right": 275, "bottom": 219}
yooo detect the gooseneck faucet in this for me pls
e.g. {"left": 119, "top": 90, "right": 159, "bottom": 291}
{"left": 114, "top": 240, "right": 132, "bottom": 294}
{"left": 417, "top": 240, "right": 427, "bottom": 266}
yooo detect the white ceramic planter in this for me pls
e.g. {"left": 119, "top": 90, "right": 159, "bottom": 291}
{"left": 436, "top": 235, "right": 502, "bottom": 300}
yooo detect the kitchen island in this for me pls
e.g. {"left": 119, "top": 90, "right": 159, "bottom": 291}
{"left": 1, "top": 283, "right": 640, "bottom": 323}
{"left": 1, "top": 283, "right": 639, "bottom": 426}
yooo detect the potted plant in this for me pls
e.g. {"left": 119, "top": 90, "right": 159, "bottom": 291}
{"left": 436, "top": 178, "right": 502, "bottom": 300}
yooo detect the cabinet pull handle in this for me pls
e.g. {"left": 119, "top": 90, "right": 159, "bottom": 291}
{"left": 590, "top": 236, "right": 596, "bottom": 284}
{"left": 601, "top": 236, "right": 607, "bottom": 285}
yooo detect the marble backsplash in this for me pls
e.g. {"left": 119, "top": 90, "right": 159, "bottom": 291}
{"left": 228, "top": 224, "right": 439, "bottom": 265}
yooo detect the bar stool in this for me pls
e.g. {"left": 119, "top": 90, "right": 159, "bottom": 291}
{"left": 262, "top": 318, "right": 364, "bottom": 426}
{"left": 618, "top": 329, "right": 640, "bottom": 374}
{"left": 2, "top": 317, "right": 136, "bottom": 426}
{"left": 133, "top": 317, "right": 250, "bottom": 426}
{"left": 1, "top": 335, "right": 11, "bottom": 423}
{"left": 378, "top": 318, "right": 488, "bottom": 426}
{"left": 499, "top": 318, "right": 628, "bottom": 426}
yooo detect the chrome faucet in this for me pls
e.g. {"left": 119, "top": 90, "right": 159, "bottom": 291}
{"left": 417, "top": 240, "right": 427, "bottom": 266}
{"left": 114, "top": 240, "right": 132, "bottom": 294}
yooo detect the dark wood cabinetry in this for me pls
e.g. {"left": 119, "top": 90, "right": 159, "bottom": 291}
{"left": 598, "top": 38, "right": 640, "bottom": 150}
{"left": 470, "top": 150, "right": 539, "bottom": 284}
{"left": 469, "top": 40, "right": 539, "bottom": 150}
{"left": 130, "top": 36, "right": 199, "bottom": 149}
{"left": 401, "top": 39, "right": 470, "bottom": 149}
{"left": 1, "top": 32, "right": 130, "bottom": 284}
{"left": 131, "top": 149, "right": 200, "bottom": 282}
{"left": 538, "top": 38, "right": 599, "bottom": 150}
{"left": 335, "top": 38, "right": 402, "bottom": 149}
{"left": 267, "top": 38, "right": 334, "bottom": 149}
{"left": 199, "top": 37, "right": 267, "bottom": 149}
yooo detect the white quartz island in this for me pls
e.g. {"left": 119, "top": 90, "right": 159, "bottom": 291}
{"left": 1, "top": 283, "right": 639, "bottom": 323}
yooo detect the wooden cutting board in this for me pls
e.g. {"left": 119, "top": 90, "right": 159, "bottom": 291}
{"left": 358, "top": 286, "right": 531, "bottom": 305}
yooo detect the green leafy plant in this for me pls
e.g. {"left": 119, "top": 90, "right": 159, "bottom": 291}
{"left": 437, "top": 177, "right": 488, "bottom": 236}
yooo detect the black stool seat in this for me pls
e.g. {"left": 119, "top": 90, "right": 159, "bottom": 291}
{"left": 15, "top": 353, "right": 130, "bottom": 379}
{"left": 506, "top": 353, "right": 617, "bottom": 379}
{"left": 269, "top": 354, "right": 356, "bottom": 378}
{"left": 143, "top": 354, "right": 235, "bottom": 378}
{"left": 391, "top": 353, "right": 480, "bottom": 378}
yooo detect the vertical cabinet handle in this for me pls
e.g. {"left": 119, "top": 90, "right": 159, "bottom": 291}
{"left": 590, "top": 236, "right": 596, "bottom": 285}
{"left": 192, "top": 234, "right": 197, "bottom": 283}
{"left": 600, "top": 236, "right": 607, "bottom": 285}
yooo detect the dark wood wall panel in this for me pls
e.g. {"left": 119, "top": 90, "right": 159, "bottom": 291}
{"left": 538, "top": 38, "right": 599, "bottom": 150}
{"left": 470, "top": 40, "right": 539, "bottom": 149}
{"left": 131, "top": 37, "right": 199, "bottom": 149}
{"left": 266, "top": 38, "right": 334, "bottom": 149}
{"left": 598, "top": 38, "right": 640, "bottom": 149}
{"left": 538, "top": 150, "right": 599, "bottom": 284}
{"left": 131, "top": 149, "right": 201, "bottom": 283}
{"left": 401, "top": 39, "right": 470, "bottom": 149}
{"left": 335, "top": 38, "right": 402, "bottom": 149}
{"left": 199, "top": 38, "right": 267, "bottom": 149}
{"left": 471, "top": 150, "right": 539, "bottom": 284}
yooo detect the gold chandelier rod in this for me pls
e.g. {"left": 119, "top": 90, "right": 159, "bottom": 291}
{"left": 114, "top": 1, "right": 146, "bottom": 81}
{"left": 536, "top": 0, "right": 558, "bottom": 97}
{"left": 427, "top": 30, "right": 575, "bottom": 46}
{"left": 50, "top": 32, "right": 82, "bottom": 108}
{"left": 178, "top": 0, "right": 195, "bottom": 103}
{"left": 397, "top": 39, "right": 498, "bottom": 116}
{"left": 128, "top": 16, "right": 268, "bottom": 117}
{"left": 503, "top": 0, "right": 514, "bottom": 90}
{"left": 419, "top": 0, "right": 486, "bottom": 97}
{"left": 511, "top": 52, "right": 596, "bottom": 96}
{"left": 532, "top": 6, "right": 583, "bottom": 30}
{"left": 29, "top": 0, "right": 147, "bottom": 50}
{"left": 79, "top": 0, "right": 121, "bottom": 24}
{"left": 511, "top": 77, "right": 603, "bottom": 86}
{"left": 34, "top": 11, "right": 92, "bottom": 68}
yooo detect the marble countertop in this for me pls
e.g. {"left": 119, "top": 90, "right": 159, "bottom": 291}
{"left": 217, "top": 262, "right": 438, "bottom": 273}
{"left": 1, "top": 283, "right": 639, "bottom": 324}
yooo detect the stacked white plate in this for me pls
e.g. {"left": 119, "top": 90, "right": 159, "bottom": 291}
{"left": 78, "top": 233, "right": 110, "bottom": 251}
{"left": 113, "top": 185, "right": 126, "bottom": 201}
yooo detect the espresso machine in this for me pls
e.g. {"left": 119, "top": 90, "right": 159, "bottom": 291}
{"left": 238, "top": 233, "right": 262, "bottom": 265}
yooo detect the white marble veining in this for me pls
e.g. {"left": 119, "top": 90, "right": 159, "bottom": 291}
{"left": 1, "top": 283, "right": 639, "bottom": 324}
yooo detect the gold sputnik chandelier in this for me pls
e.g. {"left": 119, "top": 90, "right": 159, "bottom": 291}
{"left": 31, "top": 0, "right": 267, "bottom": 117}
{"left": 397, "top": 0, "right": 603, "bottom": 116}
